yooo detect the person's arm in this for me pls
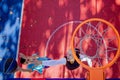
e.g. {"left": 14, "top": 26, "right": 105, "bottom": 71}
{"left": 79, "top": 54, "right": 92, "bottom": 67}
{"left": 32, "top": 54, "right": 39, "bottom": 58}
{"left": 16, "top": 66, "right": 32, "bottom": 72}
{"left": 19, "top": 53, "right": 27, "bottom": 59}
{"left": 40, "top": 58, "right": 66, "bottom": 66}
{"left": 79, "top": 54, "right": 85, "bottom": 60}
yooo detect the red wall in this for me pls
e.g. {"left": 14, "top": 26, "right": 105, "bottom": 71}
{"left": 16, "top": 0, "right": 120, "bottom": 78}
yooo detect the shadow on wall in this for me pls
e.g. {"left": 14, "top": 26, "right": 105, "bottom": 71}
{"left": 18, "top": 0, "right": 120, "bottom": 78}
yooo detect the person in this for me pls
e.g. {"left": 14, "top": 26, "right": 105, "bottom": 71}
{"left": 19, "top": 53, "right": 50, "bottom": 74}
{"left": 19, "top": 48, "right": 92, "bottom": 74}
{"left": 0, "top": 48, "right": 92, "bottom": 74}
{"left": 0, "top": 53, "right": 50, "bottom": 74}
{"left": 38, "top": 48, "right": 92, "bottom": 70}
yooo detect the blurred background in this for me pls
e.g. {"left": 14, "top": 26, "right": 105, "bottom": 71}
{"left": 0, "top": 0, "right": 23, "bottom": 79}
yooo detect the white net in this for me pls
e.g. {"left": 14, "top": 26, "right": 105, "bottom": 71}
{"left": 73, "top": 20, "right": 119, "bottom": 68}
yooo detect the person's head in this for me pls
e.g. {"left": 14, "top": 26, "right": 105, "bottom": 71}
{"left": 66, "top": 48, "right": 80, "bottom": 63}
{"left": 20, "top": 57, "right": 30, "bottom": 64}
{"left": 67, "top": 49, "right": 74, "bottom": 61}
{"left": 4, "top": 58, "right": 18, "bottom": 74}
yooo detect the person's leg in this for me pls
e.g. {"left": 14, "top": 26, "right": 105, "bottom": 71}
{"left": 41, "top": 58, "right": 66, "bottom": 66}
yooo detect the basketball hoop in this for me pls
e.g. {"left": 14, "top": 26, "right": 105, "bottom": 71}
{"left": 71, "top": 18, "right": 120, "bottom": 80}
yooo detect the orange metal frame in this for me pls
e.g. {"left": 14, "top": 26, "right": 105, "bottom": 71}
{"left": 71, "top": 18, "right": 120, "bottom": 80}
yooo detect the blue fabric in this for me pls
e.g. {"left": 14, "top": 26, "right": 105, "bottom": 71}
{"left": 0, "top": 58, "right": 6, "bottom": 72}
{"left": 27, "top": 63, "right": 44, "bottom": 74}
{"left": 37, "top": 57, "right": 50, "bottom": 61}
{"left": 5, "top": 59, "right": 17, "bottom": 73}
{"left": 0, "top": 0, "right": 23, "bottom": 79}
{"left": 27, "top": 56, "right": 50, "bottom": 74}
{"left": 0, "top": 58, "right": 17, "bottom": 73}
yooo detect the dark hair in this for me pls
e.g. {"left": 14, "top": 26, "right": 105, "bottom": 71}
{"left": 75, "top": 48, "right": 80, "bottom": 53}
{"left": 65, "top": 48, "right": 80, "bottom": 70}
{"left": 20, "top": 57, "right": 26, "bottom": 64}
{"left": 4, "top": 58, "right": 18, "bottom": 73}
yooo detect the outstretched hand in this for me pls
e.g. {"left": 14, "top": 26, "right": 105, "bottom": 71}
{"left": 19, "top": 53, "right": 26, "bottom": 58}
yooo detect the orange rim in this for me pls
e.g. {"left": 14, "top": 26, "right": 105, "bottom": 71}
{"left": 71, "top": 18, "right": 120, "bottom": 70}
